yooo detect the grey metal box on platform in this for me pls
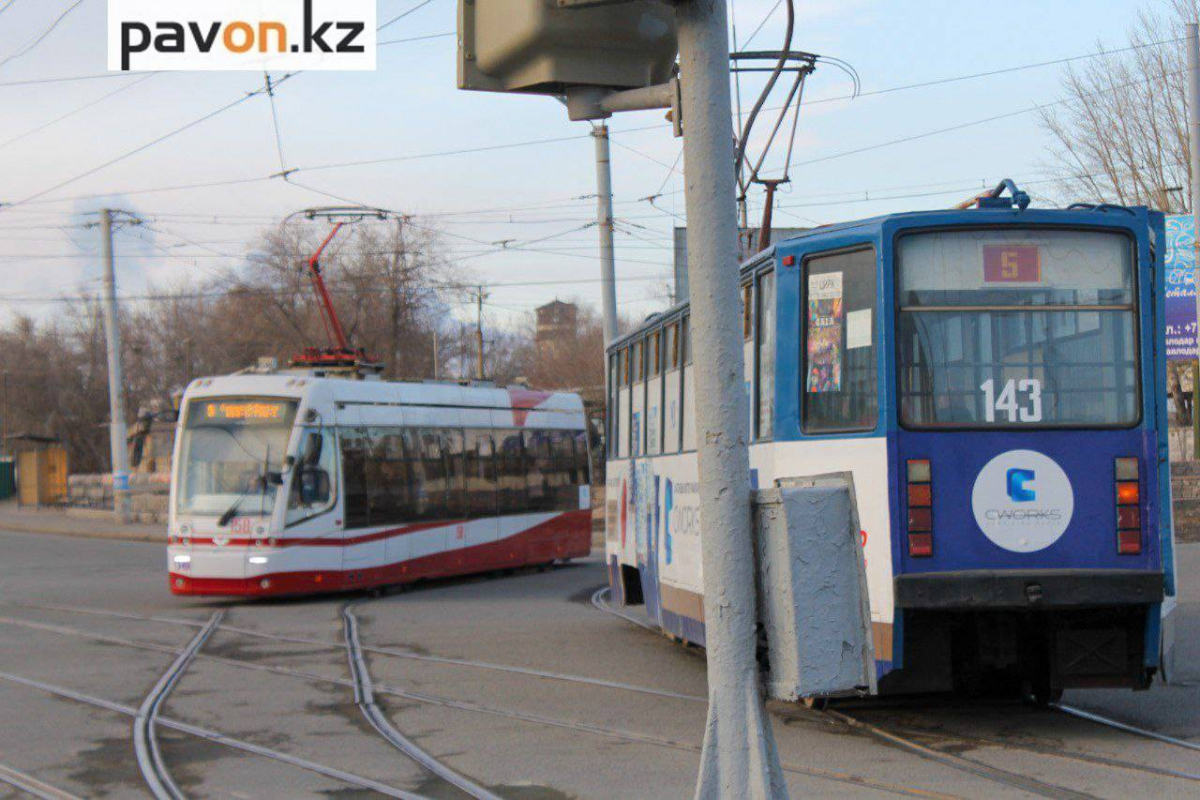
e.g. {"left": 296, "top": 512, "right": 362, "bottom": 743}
{"left": 457, "top": 0, "right": 678, "bottom": 95}
{"left": 754, "top": 481, "right": 876, "bottom": 702}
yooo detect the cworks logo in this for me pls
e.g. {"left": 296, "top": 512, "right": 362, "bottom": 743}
{"left": 1006, "top": 468, "right": 1036, "bottom": 503}
{"left": 108, "top": 0, "right": 377, "bottom": 72}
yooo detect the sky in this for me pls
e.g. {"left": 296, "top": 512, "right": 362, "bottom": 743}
{"left": 0, "top": 0, "right": 1175, "bottom": 337}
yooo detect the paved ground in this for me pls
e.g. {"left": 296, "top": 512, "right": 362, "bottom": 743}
{"left": 0, "top": 528, "right": 1196, "bottom": 798}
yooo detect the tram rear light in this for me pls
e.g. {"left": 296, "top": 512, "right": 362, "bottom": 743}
{"left": 1115, "top": 458, "right": 1141, "bottom": 556}
{"left": 1117, "top": 506, "right": 1140, "bottom": 530}
{"left": 907, "top": 483, "right": 932, "bottom": 507}
{"left": 906, "top": 459, "right": 933, "bottom": 558}
{"left": 907, "top": 459, "right": 931, "bottom": 483}
{"left": 907, "top": 508, "right": 932, "bottom": 531}
{"left": 1118, "top": 530, "right": 1142, "bottom": 555}
{"left": 1115, "top": 457, "right": 1139, "bottom": 481}
{"left": 908, "top": 533, "right": 933, "bottom": 558}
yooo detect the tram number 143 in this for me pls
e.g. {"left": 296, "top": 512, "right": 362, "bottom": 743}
{"left": 980, "top": 378, "right": 1043, "bottom": 423}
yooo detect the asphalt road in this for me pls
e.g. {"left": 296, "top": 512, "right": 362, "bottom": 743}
{"left": 0, "top": 530, "right": 1197, "bottom": 799}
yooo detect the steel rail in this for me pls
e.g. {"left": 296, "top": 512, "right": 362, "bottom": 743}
{"left": 9, "top": 600, "right": 705, "bottom": 702}
{"left": 590, "top": 586, "right": 659, "bottom": 631}
{"left": 0, "top": 612, "right": 946, "bottom": 798}
{"left": 133, "top": 610, "right": 224, "bottom": 800}
{"left": 0, "top": 762, "right": 81, "bottom": 800}
{"left": 1053, "top": 703, "right": 1200, "bottom": 753}
{"left": 881, "top": 721, "right": 1200, "bottom": 783}
{"left": 342, "top": 600, "right": 501, "bottom": 800}
{"left": 0, "top": 670, "right": 420, "bottom": 799}
{"left": 825, "top": 708, "right": 1096, "bottom": 800}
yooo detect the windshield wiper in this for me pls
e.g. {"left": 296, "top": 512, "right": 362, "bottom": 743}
{"left": 217, "top": 445, "right": 278, "bottom": 527}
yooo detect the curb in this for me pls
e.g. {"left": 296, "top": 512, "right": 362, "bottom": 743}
{"left": 0, "top": 522, "right": 164, "bottom": 544}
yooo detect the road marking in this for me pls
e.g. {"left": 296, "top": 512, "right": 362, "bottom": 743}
{"left": 133, "top": 610, "right": 223, "bottom": 800}
{"left": 0, "top": 763, "right": 80, "bottom": 800}
{"left": 0, "top": 670, "right": 421, "bottom": 799}
{"left": 342, "top": 600, "right": 501, "bottom": 800}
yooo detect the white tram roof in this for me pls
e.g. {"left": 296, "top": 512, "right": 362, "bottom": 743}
{"left": 182, "top": 372, "right": 586, "bottom": 429}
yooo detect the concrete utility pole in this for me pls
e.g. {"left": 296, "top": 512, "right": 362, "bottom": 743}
{"left": 100, "top": 209, "right": 132, "bottom": 524}
{"left": 592, "top": 123, "right": 619, "bottom": 345}
{"left": 475, "top": 286, "right": 487, "bottom": 380}
{"left": 676, "top": 3, "right": 786, "bottom": 797}
{"left": 1189, "top": 23, "right": 1200, "bottom": 458}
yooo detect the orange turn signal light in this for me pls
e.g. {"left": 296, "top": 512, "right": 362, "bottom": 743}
{"left": 1116, "top": 481, "right": 1139, "bottom": 506}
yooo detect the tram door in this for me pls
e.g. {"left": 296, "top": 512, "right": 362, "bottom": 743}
{"left": 338, "top": 407, "right": 388, "bottom": 583}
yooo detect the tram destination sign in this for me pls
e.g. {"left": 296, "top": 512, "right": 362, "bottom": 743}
{"left": 189, "top": 399, "right": 296, "bottom": 425}
{"left": 1165, "top": 215, "right": 1198, "bottom": 360}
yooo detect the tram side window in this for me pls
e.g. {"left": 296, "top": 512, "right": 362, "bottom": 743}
{"left": 340, "top": 428, "right": 371, "bottom": 529}
{"left": 441, "top": 429, "right": 467, "bottom": 519}
{"left": 495, "top": 430, "right": 527, "bottom": 514}
{"left": 572, "top": 430, "right": 591, "bottom": 486}
{"left": 523, "top": 430, "right": 557, "bottom": 512}
{"left": 803, "top": 248, "right": 878, "bottom": 434}
{"left": 464, "top": 430, "right": 498, "bottom": 518}
{"left": 757, "top": 271, "right": 776, "bottom": 439}
{"left": 368, "top": 428, "right": 412, "bottom": 525}
{"left": 287, "top": 428, "right": 338, "bottom": 526}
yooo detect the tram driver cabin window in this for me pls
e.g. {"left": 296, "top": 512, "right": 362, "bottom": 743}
{"left": 802, "top": 248, "right": 878, "bottom": 434}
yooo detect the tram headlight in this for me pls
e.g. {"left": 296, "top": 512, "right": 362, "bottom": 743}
{"left": 172, "top": 555, "right": 191, "bottom": 565}
{"left": 248, "top": 556, "right": 268, "bottom": 565}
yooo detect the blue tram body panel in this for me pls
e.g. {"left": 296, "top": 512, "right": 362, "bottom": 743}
{"left": 605, "top": 196, "right": 1174, "bottom": 695}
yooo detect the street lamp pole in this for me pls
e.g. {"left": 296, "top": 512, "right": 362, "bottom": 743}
{"left": 675, "top": 2, "right": 787, "bottom": 797}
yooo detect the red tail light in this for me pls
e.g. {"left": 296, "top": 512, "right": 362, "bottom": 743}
{"left": 907, "top": 459, "right": 932, "bottom": 557}
{"left": 1115, "top": 457, "right": 1141, "bottom": 555}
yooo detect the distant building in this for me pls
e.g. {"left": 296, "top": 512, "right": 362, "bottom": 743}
{"left": 535, "top": 300, "right": 578, "bottom": 352}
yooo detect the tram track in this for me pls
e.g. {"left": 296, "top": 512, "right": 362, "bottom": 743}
{"left": 342, "top": 599, "right": 500, "bottom": 800}
{"left": 133, "top": 610, "right": 223, "bottom": 800}
{"left": 0, "top": 608, "right": 949, "bottom": 797}
{"left": 0, "top": 762, "right": 80, "bottom": 800}
{"left": 6, "top": 599, "right": 707, "bottom": 703}
{"left": 0, "top": 669, "right": 420, "bottom": 798}
{"left": 593, "top": 585, "right": 1200, "bottom": 797}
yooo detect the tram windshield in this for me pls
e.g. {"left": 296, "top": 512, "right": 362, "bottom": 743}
{"left": 176, "top": 398, "right": 298, "bottom": 516}
{"left": 897, "top": 229, "right": 1139, "bottom": 428}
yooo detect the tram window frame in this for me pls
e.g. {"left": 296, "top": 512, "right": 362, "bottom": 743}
{"left": 894, "top": 226, "right": 1142, "bottom": 431}
{"left": 649, "top": 331, "right": 661, "bottom": 379}
{"left": 801, "top": 245, "right": 880, "bottom": 435}
{"left": 755, "top": 270, "right": 777, "bottom": 440}
{"left": 286, "top": 427, "right": 339, "bottom": 527}
{"left": 741, "top": 283, "right": 754, "bottom": 341}
{"left": 607, "top": 353, "right": 620, "bottom": 459}
{"left": 463, "top": 429, "right": 498, "bottom": 518}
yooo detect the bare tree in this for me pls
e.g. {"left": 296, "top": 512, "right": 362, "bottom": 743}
{"left": 1039, "top": 0, "right": 1198, "bottom": 422}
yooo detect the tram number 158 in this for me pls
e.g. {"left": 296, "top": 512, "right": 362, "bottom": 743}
{"left": 980, "top": 378, "right": 1043, "bottom": 423}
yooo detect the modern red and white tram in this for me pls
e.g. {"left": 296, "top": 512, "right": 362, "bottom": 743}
{"left": 167, "top": 372, "right": 592, "bottom": 597}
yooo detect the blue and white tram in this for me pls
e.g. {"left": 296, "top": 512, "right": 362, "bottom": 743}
{"left": 605, "top": 185, "right": 1175, "bottom": 698}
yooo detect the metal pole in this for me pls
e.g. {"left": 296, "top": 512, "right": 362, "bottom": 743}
{"left": 593, "top": 124, "right": 619, "bottom": 346}
{"left": 1189, "top": 23, "right": 1200, "bottom": 459}
{"left": 433, "top": 329, "right": 440, "bottom": 381}
{"left": 100, "top": 209, "right": 132, "bottom": 524}
{"left": 475, "top": 286, "right": 486, "bottom": 380}
{"left": 675, "top": 2, "right": 786, "bottom": 797}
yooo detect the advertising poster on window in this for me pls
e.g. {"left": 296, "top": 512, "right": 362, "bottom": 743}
{"left": 1166, "top": 214, "right": 1198, "bottom": 360}
{"left": 806, "top": 272, "right": 844, "bottom": 392}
